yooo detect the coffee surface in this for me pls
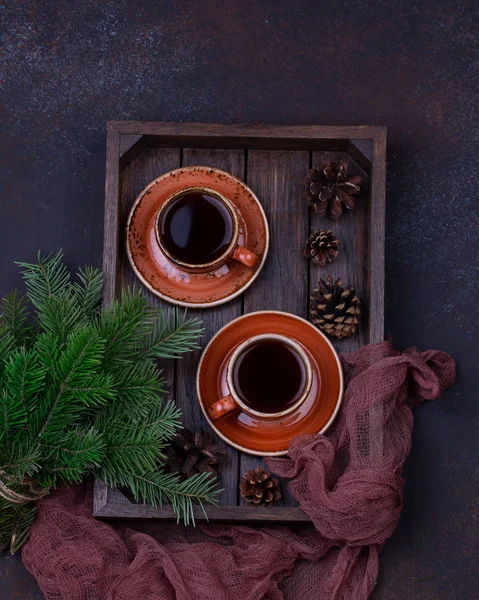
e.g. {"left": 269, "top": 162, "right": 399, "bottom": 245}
{"left": 159, "top": 191, "right": 234, "bottom": 265}
{"left": 233, "top": 340, "right": 306, "bottom": 414}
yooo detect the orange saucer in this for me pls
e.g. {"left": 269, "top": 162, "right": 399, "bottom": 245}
{"left": 126, "top": 167, "right": 269, "bottom": 308}
{"left": 197, "top": 311, "right": 344, "bottom": 456}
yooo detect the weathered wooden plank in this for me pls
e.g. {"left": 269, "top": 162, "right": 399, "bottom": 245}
{"left": 348, "top": 138, "right": 373, "bottom": 168}
{"left": 175, "top": 149, "right": 244, "bottom": 505}
{"left": 120, "top": 133, "right": 143, "bottom": 155}
{"left": 111, "top": 121, "right": 385, "bottom": 141}
{"left": 98, "top": 486, "right": 309, "bottom": 522}
{"left": 310, "top": 150, "right": 371, "bottom": 354}
{"left": 118, "top": 147, "right": 181, "bottom": 397}
{"left": 368, "top": 130, "right": 387, "bottom": 343}
{"left": 242, "top": 150, "right": 310, "bottom": 506}
{"left": 103, "top": 123, "right": 121, "bottom": 306}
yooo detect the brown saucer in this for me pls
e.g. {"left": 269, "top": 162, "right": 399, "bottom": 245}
{"left": 126, "top": 167, "right": 269, "bottom": 307}
{"left": 197, "top": 311, "right": 344, "bottom": 456}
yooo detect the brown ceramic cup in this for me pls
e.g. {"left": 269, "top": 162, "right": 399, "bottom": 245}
{"left": 155, "top": 186, "right": 259, "bottom": 273}
{"left": 207, "top": 333, "right": 313, "bottom": 421}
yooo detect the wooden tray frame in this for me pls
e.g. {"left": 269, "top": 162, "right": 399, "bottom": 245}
{"left": 94, "top": 122, "right": 386, "bottom": 523}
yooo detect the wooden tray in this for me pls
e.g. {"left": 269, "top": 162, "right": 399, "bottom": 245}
{"left": 94, "top": 122, "right": 386, "bottom": 522}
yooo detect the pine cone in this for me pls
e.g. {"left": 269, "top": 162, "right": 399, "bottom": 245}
{"left": 240, "top": 467, "right": 281, "bottom": 507}
{"left": 304, "top": 230, "right": 340, "bottom": 266}
{"left": 310, "top": 275, "right": 361, "bottom": 339}
{"left": 304, "top": 159, "right": 362, "bottom": 220}
{"left": 165, "top": 429, "right": 226, "bottom": 479}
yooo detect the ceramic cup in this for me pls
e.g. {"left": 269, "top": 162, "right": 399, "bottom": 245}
{"left": 155, "top": 186, "right": 259, "bottom": 273}
{"left": 207, "top": 333, "right": 313, "bottom": 420}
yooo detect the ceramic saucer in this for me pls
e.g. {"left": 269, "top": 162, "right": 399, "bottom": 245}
{"left": 126, "top": 166, "right": 269, "bottom": 308}
{"left": 197, "top": 311, "right": 344, "bottom": 456}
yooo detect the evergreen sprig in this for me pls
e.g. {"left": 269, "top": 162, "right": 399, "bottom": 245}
{"left": 0, "top": 251, "right": 215, "bottom": 553}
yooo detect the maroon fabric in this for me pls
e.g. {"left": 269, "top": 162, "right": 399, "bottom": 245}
{"left": 22, "top": 342, "right": 455, "bottom": 600}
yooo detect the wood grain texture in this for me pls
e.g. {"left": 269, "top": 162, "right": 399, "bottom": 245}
{"left": 120, "top": 134, "right": 143, "bottom": 156}
{"left": 97, "top": 486, "right": 310, "bottom": 522}
{"left": 93, "top": 480, "right": 109, "bottom": 515}
{"left": 175, "top": 148, "right": 244, "bottom": 505}
{"left": 118, "top": 147, "right": 180, "bottom": 398}
{"left": 310, "top": 150, "right": 371, "bottom": 354}
{"left": 110, "top": 121, "right": 385, "bottom": 140}
{"left": 103, "top": 122, "right": 121, "bottom": 306}
{"left": 96, "top": 123, "right": 386, "bottom": 522}
{"left": 242, "top": 150, "right": 310, "bottom": 506}
{"left": 347, "top": 139, "right": 373, "bottom": 171}
{"left": 369, "top": 130, "right": 387, "bottom": 343}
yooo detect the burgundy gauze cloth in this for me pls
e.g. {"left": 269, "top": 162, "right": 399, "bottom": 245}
{"left": 22, "top": 341, "right": 455, "bottom": 600}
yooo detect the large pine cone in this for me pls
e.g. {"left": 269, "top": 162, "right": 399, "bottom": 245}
{"left": 304, "top": 159, "right": 362, "bottom": 220}
{"left": 310, "top": 275, "right": 361, "bottom": 339}
{"left": 165, "top": 429, "right": 225, "bottom": 479}
{"left": 240, "top": 467, "right": 281, "bottom": 507}
{"left": 304, "top": 230, "right": 340, "bottom": 266}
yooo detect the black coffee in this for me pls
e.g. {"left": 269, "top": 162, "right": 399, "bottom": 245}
{"left": 233, "top": 340, "right": 306, "bottom": 414}
{"left": 159, "top": 191, "right": 234, "bottom": 265}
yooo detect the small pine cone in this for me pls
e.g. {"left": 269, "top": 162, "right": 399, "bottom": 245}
{"left": 165, "top": 429, "right": 226, "bottom": 479}
{"left": 304, "top": 230, "right": 340, "bottom": 266}
{"left": 304, "top": 159, "right": 362, "bottom": 220}
{"left": 310, "top": 275, "right": 361, "bottom": 339}
{"left": 240, "top": 467, "right": 282, "bottom": 507}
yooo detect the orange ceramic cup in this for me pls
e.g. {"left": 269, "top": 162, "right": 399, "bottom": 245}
{"left": 155, "top": 186, "right": 259, "bottom": 273}
{"left": 207, "top": 333, "right": 313, "bottom": 421}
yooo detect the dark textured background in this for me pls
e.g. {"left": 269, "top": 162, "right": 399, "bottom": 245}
{"left": 0, "top": 1, "right": 478, "bottom": 598}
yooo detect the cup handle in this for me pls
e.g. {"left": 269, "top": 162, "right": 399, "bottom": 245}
{"left": 207, "top": 394, "right": 238, "bottom": 420}
{"left": 232, "top": 246, "right": 259, "bottom": 269}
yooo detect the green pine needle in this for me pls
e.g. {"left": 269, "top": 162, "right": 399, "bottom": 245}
{"left": 98, "top": 424, "right": 168, "bottom": 479}
{"left": 0, "top": 501, "right": 37, "bottom": 554}
{"left": 3, "top": 347, "right": 46, "bottom": 431}
{"left": 97, "top": 288, "right": 154, "bottom": 369}
{"left": 38, "top": 295, "right": 88, "bottom": 342}
{"left": 142, "top": 308, "right": 204, "bottom": 360}
{"left": 0, "top": 439, "right": 40, "bottom": 482}
{"left": 0, "top": 290, "right": 32, "bottom": 348}
{"left": 116, "top": 360, "right": 166, "bottom": 406}
{"left": 0, "top": 251, "right": 209, "bottom": 552}
{"left": 0, "top": 325, "right": 14, "bottom": 372}
{"left": 147, "top": 401, "right": 183, "bottom": 441}
{"left": 17, "top": 250, "right": 72, "bottom": 310}
{"left": 34, "top": 328, "right": 116, "bottom": 438}
{"left": 108, "top": 470, "right": 221, "bottom": 526}
{"left": 40, "top": 427, "right": 104, "bottom": 487}
{"left": 72, "top": 266, "right": 103, "bottom": 321}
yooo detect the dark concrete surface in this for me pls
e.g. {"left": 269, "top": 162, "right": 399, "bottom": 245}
{"left": 0, "top": 0, "right": 478, "bottom": 598}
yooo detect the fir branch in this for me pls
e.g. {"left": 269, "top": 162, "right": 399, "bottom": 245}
{"left": 17, "top": 250, "right": 72, "bottom": 310}
{"left": 142, "top": 308, "right": 204, "bottom": 360}
{"left": 34, "top": 332, "right": 62, "bottom": 373}
{"left": 98, "top": 424, "right": 167, "bottom": 478}
{"left": 0, "top": 324, "right": 14, "bottom": 374}
{"left": 0, "top": 439, "right": 40, "bottom": 483}
{"left": 106, "top": 470, "right": 221, "bottom": 525}
{"left": 35, "top": 328, "right": 115, "bottom": 437}
{"left": 0, "top": 500, "right": 37, "bottom": 554}
{"left": 97, "top": 289, "right": 154, "bottom": 370}
{"left": 39, "top": 427, "right": 104, "bottom": 487}
{"left": 3, "top": 348, "right": 46, "bottom": 434}
{"left": 0, "top": 390, "right": 25, "bottom": 450}
{"left": 0, "top": 290, "right": 32, "bottom": 349}
{"left": 147, "top": 401, "right": 182, "bottom": 441}
{"left": 72, "top": 266, "right": 103, "bottom": 321}
{"left": 0, "top": 252, "right": 211, "bottom": 551}
{"left": 38, "top": 295, "right": 87, "bottom": 342}
{"left": 112, "top": 360, "right": 166, "bottom": 420}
